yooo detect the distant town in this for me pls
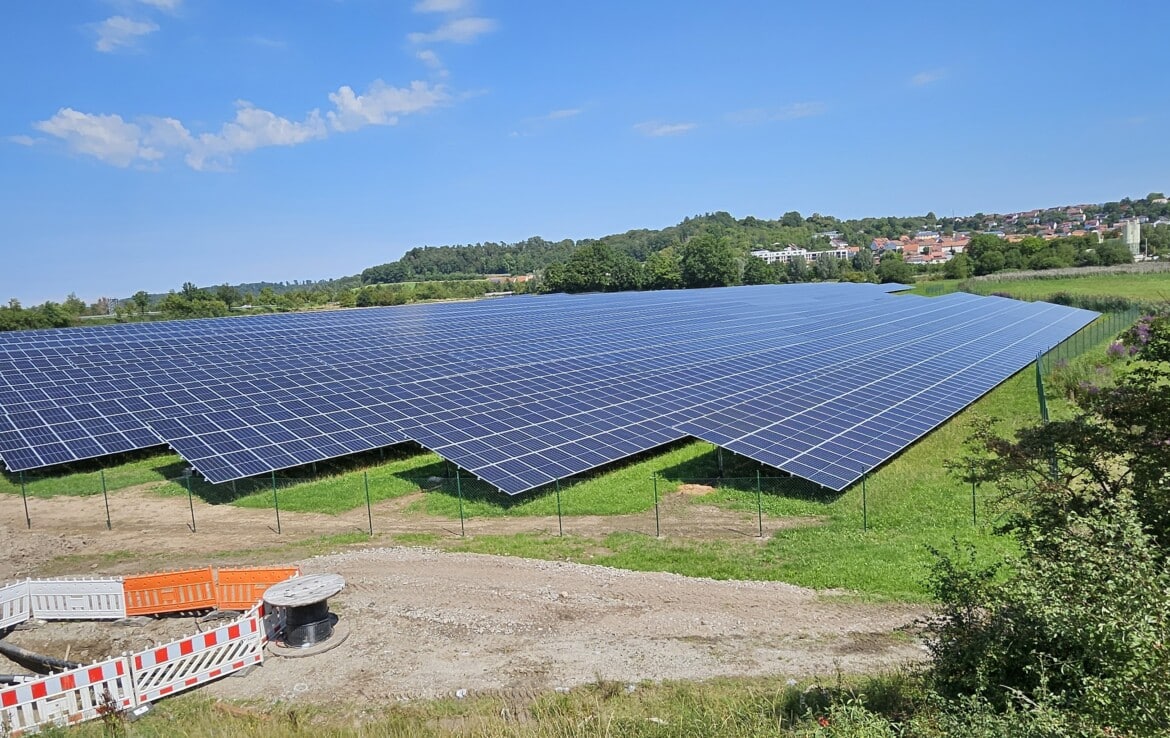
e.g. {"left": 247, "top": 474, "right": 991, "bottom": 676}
{"left": 754, "top": 199, "right": 1168, "bottom": 268}
{"left": 2, "top": 191, "right": 1167, "bottom": 331}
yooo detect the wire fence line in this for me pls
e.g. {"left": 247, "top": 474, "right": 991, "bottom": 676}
{"left": 1036, "top": 308, "right": 1142, "bottom": 375}
{"left": 8, "top": 464, "right": 995, "bottom": 542}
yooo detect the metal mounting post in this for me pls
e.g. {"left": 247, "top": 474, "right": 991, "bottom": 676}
{"left": 756, "top": 470, "right": 763, "bottom": 538}
{"left": 184, "top": 473, "right": 197, "bottom": 533}
{"left": 652, "top": 473, "right": 660, "bottom": 538}
{"left": 272, "top": 471, "right": 282, "bottom": 534}
{"left": 364, "top": 471, "right": 373, "bottom": 535}
{"left": 862, "top": 474, "right": 868, "bottom": 532}
{"left": 100, "top": 469, "right": 111, "bottom": 530}
{"left": 19, "top": 471, "right": 30, "bottom": 529}
{"left": 555, "top": 479, "right": 563, "bottom": 537}
{"left": 455, "top": 468, "right": 465, "bottom": 537}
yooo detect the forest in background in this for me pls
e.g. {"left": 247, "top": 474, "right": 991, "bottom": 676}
{"left": 4, "top": 193, "right": 1169, "bottom": 330}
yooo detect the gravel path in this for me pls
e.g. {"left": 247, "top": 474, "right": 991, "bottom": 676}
{"left": 204, "top": 547, "right": 927, "bottom": 704}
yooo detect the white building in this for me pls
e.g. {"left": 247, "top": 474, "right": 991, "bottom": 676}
{"left": 1122, "top": 218, "right": 1142, "bottom": 256}
{"left": 751, "top": 245, "right": 852, "bottom": 265}
{"left": 751, "top": 246, "right": 809, "bottom": 265}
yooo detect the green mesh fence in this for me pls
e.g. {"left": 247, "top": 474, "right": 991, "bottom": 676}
{"left": 1038, "top": 309, "right": 1142, "bottom": 375}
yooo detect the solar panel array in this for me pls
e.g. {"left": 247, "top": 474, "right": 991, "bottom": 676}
{"left": 0, "top": 284, "right": 1097, "bottom": 493}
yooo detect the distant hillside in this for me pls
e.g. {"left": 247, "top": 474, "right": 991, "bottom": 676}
{"left": 358, "top": 211, "right": 944, "bottom": 284}
{"left": 357, "top": 192, "right": 1169, "bottom": 285}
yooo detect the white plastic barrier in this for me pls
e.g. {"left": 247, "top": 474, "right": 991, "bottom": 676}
{"left": 0, "top": 580, "right": 30, "bottom": 630}
{"left": 0, "top": 657, "right": 136, "bottom": 738}
{"left": 130, "top": 604, "right": 264, "bottom": 703}
{"left": 261, "top": 600, "right": 287, "bottom": 644}
{"left": 28, "top": 578, "right": 125, "bottom": 621}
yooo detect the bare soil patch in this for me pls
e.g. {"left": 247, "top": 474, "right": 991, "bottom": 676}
{"left": 1, "top": 489, "right": 923, "bottom": 708}
{"left": 200, "top": 548, "right": 926, "bottom": 705}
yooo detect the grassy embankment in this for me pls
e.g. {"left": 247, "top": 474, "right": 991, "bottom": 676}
{"left": 33, "top": 672, "right": 922, "bottom": 738}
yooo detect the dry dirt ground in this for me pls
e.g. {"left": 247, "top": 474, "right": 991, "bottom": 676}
{"left": 1, "top": 488, "right": 928, "bottom": 707}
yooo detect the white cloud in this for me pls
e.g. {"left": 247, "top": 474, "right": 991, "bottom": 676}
{"left": 634, "top": 121, "right": 696, "bottom": 137}
{"left": 137, "top": 0, "right": 182, "bottom": 10}
{"left": 726, "top": 102, "right": 826, "bottom": 125}
{"left": 413, "top": 0, "right": 470, "bottom": 12}
{"left": 774, "top": 101, "right": 826, "bottom": 120}
{"left": 30, "top": 77, "right": 446, "bottom": 170}
{"left": 417, "top": 49, "right": 442, "bottom": 67}
{"left": 93, "top": 16, "right": 159, "bottom": 52}
{"left": 546, "top": 108, "right": 581, "bottom": 120}
{"left": 416, "top": 50, "right": 449, "bottom": 78}
{"left": 910, "top": 68, "right": 947, "bottom": 87}
{"left": 326, "top": 80, "right": 447, "bottom": 132}
{"left": 408, "top": 16, "right": 497, "bottom": 44}
{"left": 141, "top": 116, "right": 193, "bottom": 150}
{"left": 187, "top": 102, "right": 327, "bottom": 170}
{"left": 33, "top": 109, "right": 154, "bottom": 166}
{"left": 247, "top": 35, "right": 287, "bottom": 49}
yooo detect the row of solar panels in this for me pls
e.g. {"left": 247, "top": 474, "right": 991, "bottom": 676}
{"left": 0, "top": 284, "right": 1097, "bottom": 493}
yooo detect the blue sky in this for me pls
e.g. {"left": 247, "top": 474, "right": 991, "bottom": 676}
{"left": 2, "top": 1, "right": 1168, "bottom": 304}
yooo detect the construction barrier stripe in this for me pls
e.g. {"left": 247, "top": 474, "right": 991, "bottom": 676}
{"left": 1, "top": 571, "right": 296, "bottom": 735}
{"left": 122, "top": 567, "right": 217, "bottom": 616}
{"left": 1, "top": 567, "right": 300, "bottom": 622}
{"left": 215, "top": 566, "right": 301, "bottom": 611}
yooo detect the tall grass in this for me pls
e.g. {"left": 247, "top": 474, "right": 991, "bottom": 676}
{"left": 964, "top": 271, "right": 1170, "bottom": 304}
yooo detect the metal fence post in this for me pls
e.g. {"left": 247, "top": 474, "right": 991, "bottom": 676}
{"left": 184, "top": 474, "right": 197, "bottom": 533}
{"left": 364, "top": 471, "right": 373, "bottom": 536}
{"left": 455, "top": 468, "right": 465, "bottom": 537}
{"left": 756, "top": 470, "right": 763, "bottom": 538}
{"left": 971, "top": 475, "right": 978, "bottom": 527}
{"left": 652, "top": 473, "right": 660, "bottom": 538}
{"left": 100, "top": 469, "right": 111, "bottom": 530}
{"left": 555, "top": 479, "right": 563, "bottom": 537}
{"left": 19, "top": 470, "right": 30, "bottom": 529}
{"left": 862, "top": 474, "right": 868, "bottom": 532}
{"left": 271, "top": 471, "right": 281, "bottom": 535}
{"left": 1035, "top": 356, "right": 1050, "bottom": 422}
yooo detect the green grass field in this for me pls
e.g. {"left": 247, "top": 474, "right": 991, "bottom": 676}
{"left": 0, "top": 449, "right": 183, "bottom": 498}
{"left": 966, "top": 271, "right": 1170, "bottom": 302}
{"left": 39, "top": 671, "right": 922, "bottom": 738}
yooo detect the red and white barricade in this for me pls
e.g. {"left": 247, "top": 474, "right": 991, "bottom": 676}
{"left": 0, "top": 567, "right": 299, "bottom": 733}
{"left": 0, "top": 657, "right": 135, "bottom": 738}
{"left": 130, "top": 604, "right": 265, "bottom": 704}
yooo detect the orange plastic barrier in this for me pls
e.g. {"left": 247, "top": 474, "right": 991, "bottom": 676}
{"left": 123, "top": 567, "right": 216, "bottom": 616}
{"left": 215, "top": 566, "right": 300, "bottom": 610}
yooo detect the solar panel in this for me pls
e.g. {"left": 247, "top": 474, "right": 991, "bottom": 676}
{"left": 0, "top": 284, "right": 1096, "bottom": 494}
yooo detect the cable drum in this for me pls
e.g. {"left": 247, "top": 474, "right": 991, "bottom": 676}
{"left": 263, "top": 573, "right": 347, "bottom": 656}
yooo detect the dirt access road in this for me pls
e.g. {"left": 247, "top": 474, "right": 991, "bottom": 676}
{"left": 1, "top": 488, "right": 928, "bottom": 706}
